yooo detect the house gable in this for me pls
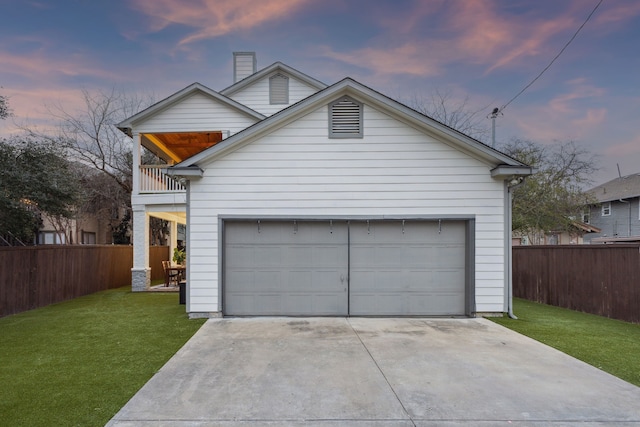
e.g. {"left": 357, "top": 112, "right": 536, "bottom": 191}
{"left": 117, "top": 83, "right": 265, "bottom": 163}
{"left": 118, "top": 82, "right": 264, "bottom": 135}
{"left": 133, "top": 91, "right": 261, "bottom": 136}
{"left": 220, "top": 62, "right": 327, "bottom": 117}
{"left": 177, "top": 78, "right": 530, "bottom": 174}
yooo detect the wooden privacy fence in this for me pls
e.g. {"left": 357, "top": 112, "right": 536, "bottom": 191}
{"left": 513, "top": 244, "right": 640, "bottom": 323}
{"left": 0, "top": 245, "right": 132, "bottom": 317}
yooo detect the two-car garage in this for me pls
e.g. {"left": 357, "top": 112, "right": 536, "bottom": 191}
{"left": 223, "top": 219, "right": 474, "bottom": 316}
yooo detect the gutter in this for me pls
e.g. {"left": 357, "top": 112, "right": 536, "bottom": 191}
{"left": 165, "top": 165, "right": 204, "bottom": 179}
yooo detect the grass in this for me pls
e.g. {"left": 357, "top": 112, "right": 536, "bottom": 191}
{"left": 491, "top": 298, "right": 640, "bottom": 387}
{"left": 0, "top": 287, "right": 206, "bottom": 427}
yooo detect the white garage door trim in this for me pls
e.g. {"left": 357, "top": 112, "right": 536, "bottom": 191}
{"left": 221, "top": 218, "right": 475, "bottom": 316}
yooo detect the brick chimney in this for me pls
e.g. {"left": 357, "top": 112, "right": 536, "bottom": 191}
{"left": 233, "top": 52, "right": 256, "bottom": 83}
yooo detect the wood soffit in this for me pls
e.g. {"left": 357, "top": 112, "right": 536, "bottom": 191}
{"left": 142, "top": 131, "right": 223, "bottom": 163}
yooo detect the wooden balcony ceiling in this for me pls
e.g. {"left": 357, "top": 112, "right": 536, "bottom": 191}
{"left": 143, "top": 131, "right": 223, "bottom": 163}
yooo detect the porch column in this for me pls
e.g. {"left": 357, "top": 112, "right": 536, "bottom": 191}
{"left": 132, "top": 131, "right": 141, "bottom": 196}
{"left": 169, "top": 220, "right": 178, "bottom": 264}
{"left": 131, "top": 204, "right": 150, "bottom": 291}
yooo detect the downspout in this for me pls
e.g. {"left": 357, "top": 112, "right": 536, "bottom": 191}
{"left": 506, "top": 177, "right": 526, "bottom": 319}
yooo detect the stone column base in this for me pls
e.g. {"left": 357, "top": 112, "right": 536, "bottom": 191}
{"left": 131, "top": 268, "right": 151, "bottom": 292}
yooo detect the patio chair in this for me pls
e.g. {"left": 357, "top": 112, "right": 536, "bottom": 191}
{"left": 162, "top": 260, "right": 179, "bottom": 287}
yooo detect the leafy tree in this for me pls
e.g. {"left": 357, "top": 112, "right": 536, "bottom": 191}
{"left": 0, "top": 137, "right": 81, "bottom": 243}
{"left": 500, "top": 139, "right": 598, "bottom": 241}
{"left": 0, "top": 92, "right": 10, "bottom": 120}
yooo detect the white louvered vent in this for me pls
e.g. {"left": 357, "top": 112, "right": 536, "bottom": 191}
{"left": 269, "top": 73, "right": 289, "bottom": 104}
{"left": 329, "top": 96, "right": 362, "bottom": 138}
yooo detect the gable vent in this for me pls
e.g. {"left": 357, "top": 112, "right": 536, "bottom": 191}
{"left": 329, "top": 96, "right": 363, "bottom": 138}
{"left": 269, "top": 73, "right": 289, "bottom": 104}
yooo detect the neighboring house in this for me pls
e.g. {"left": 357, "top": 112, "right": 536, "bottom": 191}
{"left": 582, "top": 173, "right": 640, "bottom": 244}
{"left": 37, "top": 214, "right": 111, "bottom": 245}
{"left": 117, "top": 52, "right": 532, "bottom": 318}
{"left": 512, "top": 221, "right": 601, "bottom": 246}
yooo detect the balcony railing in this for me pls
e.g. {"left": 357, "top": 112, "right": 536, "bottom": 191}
{"left": 139, "top": 165, "right": 186, "bottom": 193}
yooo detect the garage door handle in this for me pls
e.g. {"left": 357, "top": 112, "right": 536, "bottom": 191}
{"left": 340, "top": 274, "right": 345, "bottom": 283}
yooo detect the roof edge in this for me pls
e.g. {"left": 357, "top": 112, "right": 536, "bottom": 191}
{"left": 179, "top": 78, "right": 531, "bottom": 169}
{"left": 117, "top": 82, "right": 265, "bottom": 132}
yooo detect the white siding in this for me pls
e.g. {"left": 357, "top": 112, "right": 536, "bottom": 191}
{"left": 135, "top": 92, "right": 258, "bottom": 135}
{"left": 188, "top": 104, "right": 507, "bottom": 314}
{"left": 228, "top": 74, "right": 319, "bottom": 116}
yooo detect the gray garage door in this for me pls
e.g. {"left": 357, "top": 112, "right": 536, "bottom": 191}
{"left": 349, "top": 220, "right": 467, "bottom": 316}
{"left": 223, "top": 220, "right": 468, "bottom": 316}
{"left": 224, "top": 221, "right": 349, "bottom": 316}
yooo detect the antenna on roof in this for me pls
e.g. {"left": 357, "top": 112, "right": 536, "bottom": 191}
{"left": 617, "top": 163, "right": 622, "bottom": 179}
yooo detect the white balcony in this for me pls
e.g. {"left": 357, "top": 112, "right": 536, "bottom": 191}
{"left": 139, "top": 165, "right": 186, "bottom": 193}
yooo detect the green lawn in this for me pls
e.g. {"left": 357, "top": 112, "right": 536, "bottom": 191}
{"left": 2, "top": 292, "right": 638, "bottom": 426}
{"left": 491, "top": 298, "right": 640, "bottom": 387}
{"left": 0, "top": 287, "right": 205, "bottom": 427}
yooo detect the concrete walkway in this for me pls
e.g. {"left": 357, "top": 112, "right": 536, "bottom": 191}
{"left": 107, "top": 318, "right": 640, "bottom": 426}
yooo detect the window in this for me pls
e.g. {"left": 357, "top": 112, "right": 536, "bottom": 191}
{"left": 582, "top": 208, "right": 590, "bottom": 224}
{"left": 601, "top": 201, "right": 611, "bottom": 216}
{"left": 82, "top": 231, "right": 96, "bottom": 244}
{"left": 269, "top": 73, "right": 289, "bottom": 104}
{"left": 329, "top": 96, "right": 363, "bottom": 138}
{"left": 38, "top": 231, "right": 66, "bottom": 245}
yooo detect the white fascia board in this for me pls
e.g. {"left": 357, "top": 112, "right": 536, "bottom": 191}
{"left": 490, "top": 165, "right": 534, "bottom": 179}
{"left": 220, "top": 62, "right": 327, "bottom": 96}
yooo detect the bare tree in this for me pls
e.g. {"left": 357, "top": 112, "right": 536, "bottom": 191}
{"left": 500, "top": 139, "right": 598, "bottom": 242}
{"left": 25, "top": 88, "right": 153, "bottom": 194}
{"left": 22, "top": 88, "right": 155, "bottom": 243}
{"left": 405, "top": 88, "right": 491, "bottom": 141}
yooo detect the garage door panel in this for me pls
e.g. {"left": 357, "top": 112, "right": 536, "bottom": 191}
{"left": 350, "top": 220, "right": 466, "bottom": 316}
{"left": 224, "top": 221, "right": 349, "bottom": 316}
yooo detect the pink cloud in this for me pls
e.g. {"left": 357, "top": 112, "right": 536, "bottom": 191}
{"left": 571, "top": 108, "right": 607, "bottom": 129}
{"left": 319, "top": 43, "right": 442, "bottom": 77}
{"left": 592, "top": 0, "right": 640, "bottom": 28}
{"left": 0, "top": 50, "right": 119, "bottom": 82}
{"left": 604, "top": 134, "right": 640, "bottom": 157}
{"left": 130, "top": 0, "right": 310, "bottom": 44}
{"left": 548, "top": 79, "right": 606, "bottom": 115}
{"left": 319, "top": 0, "right": 591, "bottom": 80}
{"left": 509, "top": 78, "right": 608, "bottom": 142}
{"left": 0, "top": 86, "right": 85, "bottom": 136}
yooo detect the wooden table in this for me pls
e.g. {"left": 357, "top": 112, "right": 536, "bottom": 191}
{"left": 166, "top": 265, "right": 185, "bottom": 286}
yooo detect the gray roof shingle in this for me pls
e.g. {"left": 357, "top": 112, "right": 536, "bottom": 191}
{"left": 588, "top": 173, "right": 640, "bottom": 202}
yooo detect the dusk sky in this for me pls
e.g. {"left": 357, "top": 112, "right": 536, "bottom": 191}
{"left": 1, "top": 0, "right": 639, "bottom": 186}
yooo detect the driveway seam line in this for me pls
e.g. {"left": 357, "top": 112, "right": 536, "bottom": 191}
{"left": 346, "top": 317, "right": 417, "bottom": 427}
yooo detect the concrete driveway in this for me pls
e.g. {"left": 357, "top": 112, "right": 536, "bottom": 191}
{"left": 107, "top": 318, "right": 640, "bottom": 426}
